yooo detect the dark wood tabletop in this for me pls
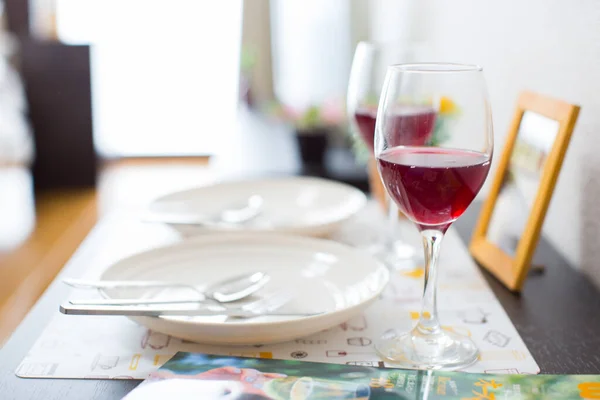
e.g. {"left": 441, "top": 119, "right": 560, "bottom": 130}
{"left": 1, "top": 110, "right": 599, "bottom": 400}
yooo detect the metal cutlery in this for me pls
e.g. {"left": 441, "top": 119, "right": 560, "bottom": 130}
{"left": 63, "top": 271, "right": 270, "bottom": 304}
{"left": 60, "top": 289, "right": 319, "bottom": 319}
{"left": 58, "top": 305, "right": 321, "bottom": 318}
{"left": 141, "top": 195, "right": 264, "bottom": 226}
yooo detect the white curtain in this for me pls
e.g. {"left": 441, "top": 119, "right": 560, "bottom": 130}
{"left": 269, "top": 0, "right": 352, "bottom": 111}
{"left": 0, "top": 28, "right": 34, "bottom": 249}
{"left": 0, "top": 31, "right": 33, "bottom": 166}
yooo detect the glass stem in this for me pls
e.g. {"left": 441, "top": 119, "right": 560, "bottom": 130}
{"left": 416, "top": 229, "right": 444, "bottom": 335}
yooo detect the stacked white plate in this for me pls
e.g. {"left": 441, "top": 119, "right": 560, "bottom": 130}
{"left": 146, "top": 176, "right": 367, "bottom": 238}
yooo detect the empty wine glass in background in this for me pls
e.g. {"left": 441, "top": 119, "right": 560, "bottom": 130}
{"left": 374, "top": 63, "right": 493, "bottom": 369}
{"left": 347, "top": 41, "right": 428, "bottom": 266}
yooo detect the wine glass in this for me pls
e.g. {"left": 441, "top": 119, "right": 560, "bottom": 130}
{"left": 374, "top": 63, "right": 493, "bottom": 370}
{"left": 347, "top": 41, "right": 424, "bottom": 265}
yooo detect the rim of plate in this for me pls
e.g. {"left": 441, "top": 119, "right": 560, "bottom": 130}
{"left": 99, "top": 232, "right": 389, "bottom": 327}
{"left": 149, "top": 176, "right": 368, "bottom": 228}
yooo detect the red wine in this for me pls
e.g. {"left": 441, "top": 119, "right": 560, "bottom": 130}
{"left": 377, "top": 147, "right": 491, "bottom": 232}
{"left": 353, "top": 107, "right": 377, "bottom": 151}
{"left": 353, "top": 106, "right": 437, "bottom": 153}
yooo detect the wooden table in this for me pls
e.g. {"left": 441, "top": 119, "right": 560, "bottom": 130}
{"left": 0, "top": 168, "right": 98, "bottom": 345}
{"left": 0, "top": 158, "right": 215, "bottom": 346}
{"left": 1, "top": 111, "right": 599, "bottom": 399}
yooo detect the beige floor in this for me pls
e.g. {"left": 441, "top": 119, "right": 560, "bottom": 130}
{"left": 0, "top": 157, "right": 210, "bottom": 345}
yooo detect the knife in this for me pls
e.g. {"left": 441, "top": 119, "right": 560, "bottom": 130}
{"left": 59, "top": 303, "right": 322, "bottom": 318}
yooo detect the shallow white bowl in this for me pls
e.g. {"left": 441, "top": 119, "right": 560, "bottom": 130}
{"left": 100, "top": 233, "right": 389, "bottom": 345}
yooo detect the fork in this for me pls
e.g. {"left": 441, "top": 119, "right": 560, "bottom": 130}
{"left": 65, "top": 271, "right": 271, "bottom": 305}
{"left": 142, "top": 195, "right": 264, "bottom": 226}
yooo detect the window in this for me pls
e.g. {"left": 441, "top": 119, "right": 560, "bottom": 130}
{"left": 56, "top": 0, "right": 243, "bottom": 156}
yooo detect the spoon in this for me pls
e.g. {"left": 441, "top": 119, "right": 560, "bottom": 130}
{"left": 142, "top": 195, "right": 264, "bottom": 226}
{"left": 63, "top": 271, "right": 270, "bottom": 305}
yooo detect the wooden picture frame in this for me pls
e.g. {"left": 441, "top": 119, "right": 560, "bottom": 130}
{"left": 469, "top": 91, "right": 580, "bottom": 292}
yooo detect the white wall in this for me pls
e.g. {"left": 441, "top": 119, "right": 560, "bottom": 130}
{"left": 367, "top": 0, "right": 417, "bottom": 43}
{"left": 378, "top": 0, "right": 600, "bottom": 286}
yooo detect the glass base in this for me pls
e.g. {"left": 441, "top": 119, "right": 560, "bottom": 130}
{"left": 375, "top": 328, "right": 479, "bottom": 370}
{"left": 368, "top": 241, "right": 416, "bottom": 270}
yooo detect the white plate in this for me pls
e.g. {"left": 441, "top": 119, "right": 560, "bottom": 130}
{"left": 100, "top": 233, "right": 389, "bottom": 345}
{"left": 146, "top": 177, "right": 367, "bottom": 237}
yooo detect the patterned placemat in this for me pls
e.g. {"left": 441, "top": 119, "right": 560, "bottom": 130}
{"left": 16, "top": 203, "right": 539, "bottom": 379}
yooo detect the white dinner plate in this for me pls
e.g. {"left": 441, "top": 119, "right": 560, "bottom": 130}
{"left": 146, "top": 176, "right": 367, "bottom": 237}
{"left": 99, "top": 233, "right": 389, "bottom": 345}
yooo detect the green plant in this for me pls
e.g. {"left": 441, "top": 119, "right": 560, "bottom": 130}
{"left": 265, "top": 99, "right": 346, "bottom": 132}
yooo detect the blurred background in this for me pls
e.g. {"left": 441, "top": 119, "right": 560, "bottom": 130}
{"left": 1, "top": 0, "right": 599, "bottom": 343}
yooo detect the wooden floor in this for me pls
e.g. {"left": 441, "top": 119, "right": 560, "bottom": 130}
{"left": 0, "top": 157, "right": 210, "bottom": 345}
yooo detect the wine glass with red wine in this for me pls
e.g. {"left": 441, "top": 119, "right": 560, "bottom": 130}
{"left": 374, "top": 63, "right": 493, "bottom": 370}
{"left": 347, "top": 41, "right": 430, "bottom": 264}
